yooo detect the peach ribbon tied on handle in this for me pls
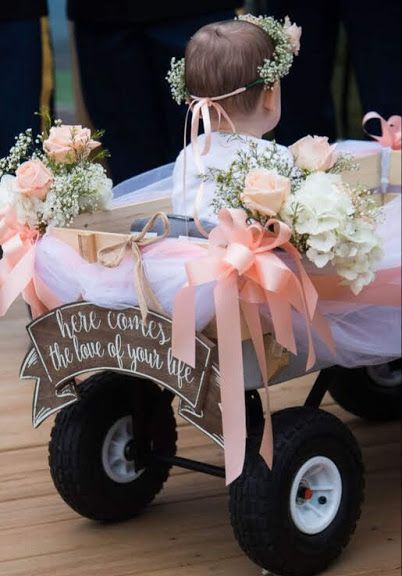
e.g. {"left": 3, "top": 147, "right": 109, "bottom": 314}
{"left": 362, "top": 111, "right": 402, "bottom": 150}
{"left": 172, "top": 208, "right": 334, "bottom": 484}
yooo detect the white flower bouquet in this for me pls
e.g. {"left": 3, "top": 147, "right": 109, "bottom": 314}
{"left": 209, "top": 135, "right": 383, "bottom": 294}
{"left": 0, "top": 118, "right": 112, "bottom": 234}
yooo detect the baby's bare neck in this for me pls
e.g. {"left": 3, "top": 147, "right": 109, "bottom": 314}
{"left": 210, "top": 111, "right": 275, "bottom": 139}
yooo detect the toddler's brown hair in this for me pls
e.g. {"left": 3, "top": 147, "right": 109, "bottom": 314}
{"left": 185, "top": 20, "right": 274, "bottom": 115}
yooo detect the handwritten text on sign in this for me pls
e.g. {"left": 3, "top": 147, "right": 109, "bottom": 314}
{"left": 27, "top": 303, "right": 214, "bottom": 409}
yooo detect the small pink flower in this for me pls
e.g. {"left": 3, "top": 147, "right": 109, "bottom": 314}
{"left": 290, "top": 135, "right": 338, "bottom": 171}
{"left": 43, "top": 125, "right": 100, "bottom": 163}
{"left": 241, "top": 168, "right": 291, "bottom": 217}
{"left": 284, "top": 16, "right": 302, "bottom": 56}
{"left": 15, "top": 159, "right": 53, "bottom": 200}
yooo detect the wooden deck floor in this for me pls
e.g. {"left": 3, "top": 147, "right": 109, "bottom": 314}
{"left": 0, "top": 299, "right": 400, "bottom": 576}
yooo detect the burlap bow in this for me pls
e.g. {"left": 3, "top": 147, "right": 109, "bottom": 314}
{"left": 97, "top": 212, "right": 170, "bottom": 321}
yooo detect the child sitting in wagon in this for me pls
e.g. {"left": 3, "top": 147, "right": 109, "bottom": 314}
{"left": 169, "top": 15, "right": 298, "bottom": 224}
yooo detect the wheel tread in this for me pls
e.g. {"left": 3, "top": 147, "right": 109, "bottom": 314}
{"left": 48, "top": 373, "right": 177, "bottom": 521}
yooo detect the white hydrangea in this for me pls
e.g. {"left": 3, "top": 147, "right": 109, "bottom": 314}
{"left": 0, "top": 174, "right": 15, "bottom": 209}
{"left": 280, "top": 171, "right": 382, "bottom": 293}
{"left": 281, "top": 172, "right": 354, "bottom": 234}
{"left": 15, "top": 195, "right": 45, "bottom": 228}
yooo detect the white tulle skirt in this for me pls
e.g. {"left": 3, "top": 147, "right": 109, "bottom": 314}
{"left": 35, "top": 195, "right": 401, "bottom": 371}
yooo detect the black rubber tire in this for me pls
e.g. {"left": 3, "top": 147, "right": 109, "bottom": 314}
{"left": 322, "top": 361, "right": 402, "bottom": 421}
{"left": 49, "top": 371, "right": 177, "bottom": 522}
{"left": 229, "top": 407, "right": 364, "bottom": 576}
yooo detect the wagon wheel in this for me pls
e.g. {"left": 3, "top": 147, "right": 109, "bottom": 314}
{"left": 319, "top": 361, "right": 401, "bottom": 421}
{"left": 49, "top": 371, "right": 177, "bottom": 521}
{"left": 229, "top": 407, "right": 364, "bottom": 576}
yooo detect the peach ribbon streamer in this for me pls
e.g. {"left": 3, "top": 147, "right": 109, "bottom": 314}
{"left": 0, "top": 205, "right": 62, "bottom": 318}
{"left": 172, "top": 208, "right": 334, "bottom": 484}
{"left": 362, "top": 112, "right": 402, "bottom": 150}
{"left": 96, "top": 212, "right": 170, "bottom": 321}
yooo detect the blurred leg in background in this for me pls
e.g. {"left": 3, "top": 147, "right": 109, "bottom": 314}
{"left": 0, "top": 2, "right": 52, "bottom": 260}
{"left": 71, "top": 21, "right": 166, "bottom": 184}
{"left": 0, "top": 2, "right": 53, "bottom": 158}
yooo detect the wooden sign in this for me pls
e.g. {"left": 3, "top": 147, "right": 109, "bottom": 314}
{"left": 178, "top": 364, "right": 224, "bottom": 448}
{"left": 21, "top": 303, "right": 217, "bottom": 431}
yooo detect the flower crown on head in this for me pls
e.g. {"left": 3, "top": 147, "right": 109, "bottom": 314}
{"left": 166, "top": 14, "right": 302, "bottom": 105}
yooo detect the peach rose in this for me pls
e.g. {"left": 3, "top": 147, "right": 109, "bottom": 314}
{"left": 290, "top": 135, "right": 338, "bottom": 171}
{"left": 43, "top": 125, "right": 100, "bottom": 163}
{"left": 15, "top": 159, "right": 53, "bottom": 200}
{"left": 241, "top": 168, "right": 291, "bottom": 217}
{"left": 284, "top": 16, "right": 302, "bottom": 56}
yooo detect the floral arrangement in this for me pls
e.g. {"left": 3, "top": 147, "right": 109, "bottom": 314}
{"left": 209, "top": 135, "right": 382, "bottom": 294}
{"left": 0, "top": 119, "right": 112, "bottom": 234}
{"left": 166, "top": 14, "right": 301, "bottom": 105}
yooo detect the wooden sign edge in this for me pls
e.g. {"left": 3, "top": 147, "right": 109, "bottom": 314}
{"left": 20, "top": 348, "right": 79, "bottom": 428}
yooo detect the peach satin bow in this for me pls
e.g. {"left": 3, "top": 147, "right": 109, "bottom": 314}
{"left": 0, "top": 206, "right": 40, "bottom": 316}
{"left": 172, "top": 208, "right": 334, "bottom": 484}
{"left": 0, "top": 205, "right": 60, "bottom": 318}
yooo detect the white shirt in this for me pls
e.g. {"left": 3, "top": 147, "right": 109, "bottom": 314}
{"left": 171, "top": 132, "right": 292, "bottom": 223}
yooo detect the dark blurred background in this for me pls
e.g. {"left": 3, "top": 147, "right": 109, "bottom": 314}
{"left": 49, "top": 0, "right": 364, "bottom": 137}
{"left": 49, "top": 0, "right": 74, "bottom": 122}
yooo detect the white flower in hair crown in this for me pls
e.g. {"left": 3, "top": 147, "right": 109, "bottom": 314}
{"left": 166, "top": 14, "right": 302, "bottom": 105}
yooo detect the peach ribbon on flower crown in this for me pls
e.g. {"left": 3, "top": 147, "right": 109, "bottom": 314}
{"left": 362, "top": 111, "right": 402, "bottom": 150}
{"left": 182, "top": 89, "right": 245, "bottom": 237}
{"left": 0, "top": 206, "right": 59, "bottom": 318}
{"left": 172, "top": 208, "right": 335, "bottom": 485}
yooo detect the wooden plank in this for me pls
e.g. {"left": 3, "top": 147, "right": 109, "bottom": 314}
{"left": 72, "top": 196, "right": 172, "bottom": 233}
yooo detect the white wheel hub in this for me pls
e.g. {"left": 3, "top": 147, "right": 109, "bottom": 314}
{"left": 367, "top": 362, "right": 401, "bottom": 388}
{"left": 102, "top": 416, "right": 145, "bottom": 484}
{"left": 290, "top": 456, "right": 342, "bottom": 535}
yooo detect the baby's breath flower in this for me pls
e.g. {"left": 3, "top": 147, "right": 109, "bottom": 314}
{"left": 329, "top": 153, "right": 358, "bottom": 174}
{"left": 239, "top": 14, "right": 296, "bottom": 88}
{"left": 40, "top": 161, "right": 112, "bottom": 228}
{"left": 166, "top": 57, "right": 188, "bottom": 105}
{"left": 0, "top": 129, "right": 34, "bottom": 177}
